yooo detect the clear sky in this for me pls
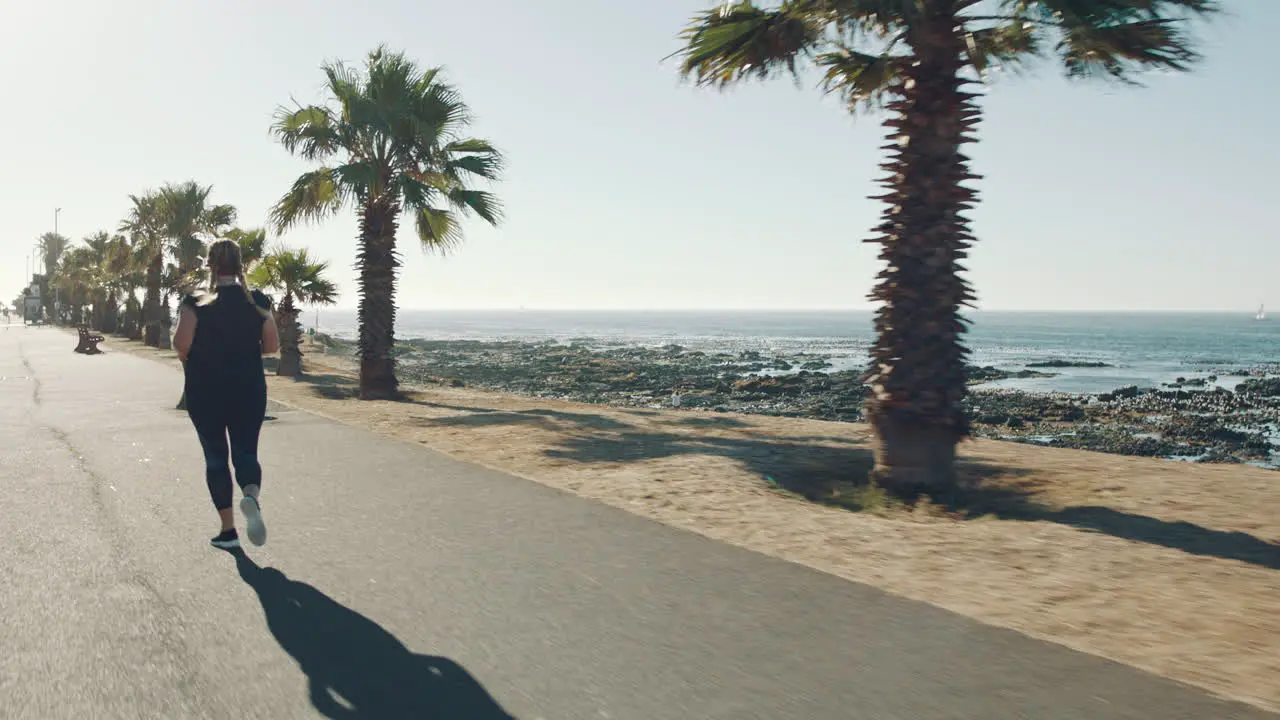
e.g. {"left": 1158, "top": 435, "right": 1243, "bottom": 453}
{"left": 1, "top": 0, "right": 1275, "bottom": 312}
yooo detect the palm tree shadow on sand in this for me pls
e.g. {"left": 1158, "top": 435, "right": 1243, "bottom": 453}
{"left": 229, "top": 550, "right": 516, "bottom": 719}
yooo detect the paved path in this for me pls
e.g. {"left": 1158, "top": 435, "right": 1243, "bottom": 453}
{"left": 0, "top": 326, "right": 1272, "bottom": 720}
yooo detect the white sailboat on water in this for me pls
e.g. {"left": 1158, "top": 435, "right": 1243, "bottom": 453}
{"left": 1256, "top": 304, "right": 1267, "bottom": 321}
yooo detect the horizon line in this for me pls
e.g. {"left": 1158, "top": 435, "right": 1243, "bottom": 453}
{"left": 306, "top": 307, "right": 1265, "bottom": 314}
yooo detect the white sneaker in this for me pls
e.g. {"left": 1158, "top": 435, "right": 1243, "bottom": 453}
{"left": 240, "top": 496, "right": 268, "bottom": 546}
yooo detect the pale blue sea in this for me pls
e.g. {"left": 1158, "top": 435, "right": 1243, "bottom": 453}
{"left": 312, "top": 310, "right": 1280, "bottom": 395}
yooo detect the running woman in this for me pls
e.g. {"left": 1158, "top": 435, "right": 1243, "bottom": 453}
{"left": 173, "top": 239, "right": 280, "bottom": 549}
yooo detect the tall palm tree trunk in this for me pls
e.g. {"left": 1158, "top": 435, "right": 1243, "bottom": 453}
{"left": 277, "top": 294, "right": 303, "bottom": 377}
{"left": 158, "top": 292, "right": 172, "bottom": 350}
{"left": 864, "top": 3, "right": 978, "bottom": 495}
{"left": 103, "top": 296, "right": 119, "bottom": 334}
{"left": 356, "top": 200, "right": 401, "bottom": 399}
{"left": 118, "top": 293, "right": 135, "bottom": 337}
{"left": 39, "top": 278, "right": 54, "bottom": 325}
{"left": 143, "top": 253, "right": 163, "bottom": 347}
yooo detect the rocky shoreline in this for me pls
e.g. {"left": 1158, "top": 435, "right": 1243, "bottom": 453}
{"left": 315, "top": 335, "right": 1280, "bottom": 469}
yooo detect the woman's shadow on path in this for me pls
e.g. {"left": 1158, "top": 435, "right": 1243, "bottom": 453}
{"left": 229, "top": 550, "right": 516, "bottom": 719}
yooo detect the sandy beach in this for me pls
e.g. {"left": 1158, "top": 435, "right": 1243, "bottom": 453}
{"left": 109, "top": 334, "right": 1280, "bottom": 712}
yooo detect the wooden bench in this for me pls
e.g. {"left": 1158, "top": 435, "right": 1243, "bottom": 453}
{"left": 74, "top": 325, "right": 105, "bottom": 354}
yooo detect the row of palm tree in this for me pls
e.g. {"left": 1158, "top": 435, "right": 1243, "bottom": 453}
{"left": 12, "top": 47, "right": 506, "bottom": 396}
{"left": 17, "top": 182, "right": 338, "bottom": 378}
{"left": 9, "top": 6, "right": 1215, "bottom": 494}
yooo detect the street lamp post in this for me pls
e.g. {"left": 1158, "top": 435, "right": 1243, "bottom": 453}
{"left": 53, "top": 208, "right": 62, "bottom": 324}
{"left": 30, "top": 241, "right": 41, "bottom": 324}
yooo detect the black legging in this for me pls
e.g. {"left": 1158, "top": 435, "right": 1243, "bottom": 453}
{"left": 187, "top": 385, "right": 267, "bottom": 510}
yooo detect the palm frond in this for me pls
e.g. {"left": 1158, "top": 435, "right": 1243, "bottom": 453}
{"left": 328, "top": 57, "right": 389, "bottom": 137}
{"left": 1013, "top": 0, "right": 1218, "bottom": 17}
{"left": 398, "top": 174, "right": 468, "bottom": 251}
{"left": 1026, "top": 0, "right": 1218, "bottom": 82}
{"left": 83, "top": 231, "right": 112, "bottom": 259}
{"left": 119, "top": 192, "right": 164, "bottom": 247}
{"left": 246, "top": 256, "right": 277, "bottom": 289}
{"left": 443, "top": 139, "right": 504, "bottom": 181}
{"left": 1058, "top": 17, "right": 1199, "bottom": 80}
{"left": 223, "top": 227, "right": 267, "bottom": 266}
{"left": 158, "top": 181, "right": 211, "bottom": 240}
{"left": 815, "top": 46, "right": 903, "bottom": 110}
{"left": 270, "top": 168, "right": 349, "bottom": 231}
{"left": 331, "top": 161, "right": 378, "bottom": 203}
{"left": 447, "top": 188, "right": 503, "bottom": 226}
{"left": 443, "top": 138, "right": 499, "bottom": 155}
{"left": 173, "top": 234, "right": 207, "bottom": 271}
{"left": 413, "top": 206, "right": 463, "bottom": 253}
{"left": 272, "top": 105, "right": 343, "bottom": 161}
{"left": 398, "top": 174, "right": 437, "bottom": 208}
{"left": 966, "top": 21, "right": 1042, "bottom": 75}
{"left": 677, "top": 2, "right": 823, "bottom": 87}
{"left": 250, "top": 246, "right": 340, "bottom": 306}
{"left": 299, "top": 275, "right": 339, "bottom": 306}
{"left": 368, "top": 51, "right": 423, "bottom": 125}
{"left": 410, "top": 73, "right": 470, "bottom": 142}
{"left": 788, "top": 0, "right": 914, "bottom": 34}
{"left": 203, "top": 203, "right": 238, "bottom": 233}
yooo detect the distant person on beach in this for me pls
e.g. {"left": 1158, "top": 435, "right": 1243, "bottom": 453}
{"left": 174, "top": 239, "right": 279, "bottom": 550}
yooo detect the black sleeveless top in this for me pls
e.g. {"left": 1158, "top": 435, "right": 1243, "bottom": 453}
{"left": 181, "top": 286, "right": 273, "bottom": 392}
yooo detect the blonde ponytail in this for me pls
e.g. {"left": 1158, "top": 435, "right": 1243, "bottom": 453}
{"left": 204, "top": 239, "right": 259, "bottom": 310}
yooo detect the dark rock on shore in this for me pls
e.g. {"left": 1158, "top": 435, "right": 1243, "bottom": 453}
{"left": 969, "top": 384, "right": 1278, "bottom": 466}
{"left": 1026, "top": 360, "right": 1113, "bottom": 368}
{"left": 1236, "top": 377, "right": 1280, "bottom": 397}
{"left": 321, "top": 336, "right": 1278, "bottom": 469}
{"left": 1032, "top": 426, "right": 1185, "bottom": 458}
{"left": 1098, "top": 385, "right": 1143, "bottom": 401}
{"left": 966, "top": 365, "right": 1057, "bottom": 384}
{"left": 1164, "top": 376, "right": 1209, "bottom": 388}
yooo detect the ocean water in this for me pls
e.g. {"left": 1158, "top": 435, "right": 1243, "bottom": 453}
{"left": 311, "top": 310, "right": 1280, "bottom": 395}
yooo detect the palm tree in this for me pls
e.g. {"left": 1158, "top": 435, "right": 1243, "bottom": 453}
{"left": 110, "top": 233, "right": 147, "bottom": 339}
{"left": 675, "top": 0, "right": 1215, "bottom": 494}
{"left": 158, "top": 182, "right": 238, "bottom": 349}
{"left": 121, "top": 183, "right": 237, "bottom": 348}
{"left": 99, "top": 233, "right": 133, "bottom": 334}
{"left": 249, "top": 246, "right": 339, "bottom": 377}
{"left": 80, "top": 232, "right": 112, "bottom": 330}
{"left": 120, "top": 191, "right": 166, "bottom": 346}
{"left": 223, "top": 227, "right": 268, "bottom": 270}
{"left": 53, "top": 243, "right": 101, "bottom": 327}
{"left": 37, "top": 232, "right": 70, "bottom": 323}
{"left": 270, "top": 45, "right": 504, "bottom": 399}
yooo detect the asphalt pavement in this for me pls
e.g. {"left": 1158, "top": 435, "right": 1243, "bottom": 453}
{"left": 0, "top": 324, "right": 1273, "bottom": 719}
